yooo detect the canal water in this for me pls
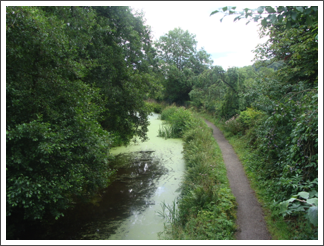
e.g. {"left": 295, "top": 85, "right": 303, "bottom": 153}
{"left": 35, "top": 113, "right": 185, "bottom": 240}
{"left": 107, "top": 113, "right": 185, "bottom": 240}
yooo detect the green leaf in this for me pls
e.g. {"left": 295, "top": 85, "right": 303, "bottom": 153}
{"left": 222, "top": 6, "right": 228, "bottom": 12}
{"left": 265, "top": 6, "right": 276, "bottom": 14}
{"left": 234, "top": 16, "right": 241, "bottom": 22}
{"left": 253, "top": 15, "right": 261, "bottom": 22}
{"left": 287, "top": 197, "right": 296, "bottom": 203}
{"left": 277, "top": 6, "right": 286, "bottom": 13}
{"left": 306, "top": 15, "right": 312, "bottom": 26}
{"left": 298, "top": 191, "right": 309, "bottom": 199}
{"left": 296, "top": 7, "right": 304, "bottom": 13}
{"left": 261, "top": 18, "right": 268, "bottom": 27}
{"left": 256, "top": 6, "right": 265, "bottom": 14}
{"left": 286, "top": 20, "right": 291, "bottom": 29}
{"left": 291, "top": 11, "right": 297, "bottom": 21}
{"left": 279, "top": 200, "right": 289, "bottom": 213}
{"left": 307, "top": 206, "right": 318, "bottom": 226}
{"left": 270, "top": 14, "right": 277, "bottom": 24}
{"left": 306, "top": 198, "right": 318, "bottom": 206}
{"left": 210, "top": 10, "right": 219, "bottom": 16}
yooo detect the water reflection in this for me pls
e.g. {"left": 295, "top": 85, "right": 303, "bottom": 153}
{"left": 21, "top": 113, "right": 185, "bottom": 240}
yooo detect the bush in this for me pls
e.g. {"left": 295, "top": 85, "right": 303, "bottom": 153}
{"left": 159, "top": 106, "right": 193, "bottom": 138}
{"left": 145, "top": 101, "right": 163, "bottom": 114}
{"left": 237, "top": 107, "right": 266, "bottom": 129}
{"left": 223, "top": 114, "right": 242, "bottom": 136}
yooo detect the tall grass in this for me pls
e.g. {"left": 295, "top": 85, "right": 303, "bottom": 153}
{"left": 157, "top": 106, "right": 237, "bottom": 240}
{"left": 158, "top": 105, "right": 193, "bottom": 139}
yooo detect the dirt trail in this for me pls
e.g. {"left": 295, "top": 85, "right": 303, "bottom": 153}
{"left": 204, "top": 119, "right": 271, "bottom": 240}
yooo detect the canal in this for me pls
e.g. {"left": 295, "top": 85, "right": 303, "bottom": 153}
{"left": 29, "top": 113, "right": 185, "bottom": 240}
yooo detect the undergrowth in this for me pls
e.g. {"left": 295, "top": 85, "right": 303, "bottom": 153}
{"left": 198, "top": 111, "right": 318, "bottom": 240}
{"left": 157, "top": 105, "right": 237, "bottom": 240}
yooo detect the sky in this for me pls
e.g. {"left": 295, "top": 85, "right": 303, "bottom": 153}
{"left": 130, "top": 2, "right": 268, "bottom": 69}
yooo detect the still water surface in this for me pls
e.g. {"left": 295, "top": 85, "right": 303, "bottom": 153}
{"left": 41, "top": 113, "right": 184, "bottom": 240}
{"left": 107, "top": 113, "right": 185, "bottom": 240}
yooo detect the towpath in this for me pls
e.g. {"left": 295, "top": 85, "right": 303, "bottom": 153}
{"left": 204, "top": 119, "right": 271, "bottom": 240}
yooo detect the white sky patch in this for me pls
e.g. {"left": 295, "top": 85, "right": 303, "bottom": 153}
{"left": 212, "top": 51, "right": 257, "bottom": 69}
{"left": 130, "top": 2, "right": 269, "bottom": 68}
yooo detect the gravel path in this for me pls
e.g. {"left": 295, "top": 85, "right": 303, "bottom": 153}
{"left": 204, "top": 120, "right": 271, "bottom": 240}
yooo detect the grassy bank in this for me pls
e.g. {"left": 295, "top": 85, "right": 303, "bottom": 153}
{"left": 157, "top": 106, "right": 237, "bottom": 240}
{"left": 198, "top": 111, "right": 317, "bottom": 240}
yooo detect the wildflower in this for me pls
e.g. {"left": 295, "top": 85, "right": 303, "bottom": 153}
{"left": 293, "top": 118, "right": 296, "bottom": 121}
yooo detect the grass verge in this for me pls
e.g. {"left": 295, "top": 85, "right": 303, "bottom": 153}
{"left": 157, "top": 106, "right": 237, "bottom": 240}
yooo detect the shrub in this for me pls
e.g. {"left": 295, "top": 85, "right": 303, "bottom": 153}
{"left": 145, "top": 101, "right": 163, "bottom": 114}
{"left": 237, "top": 107, "right": 266, "bottom": 129}
{"left": 223, "top": 114, "right": 242, "bottom": 136}
{"left": 159, "top": 106, "right": 193, "bottom": 138}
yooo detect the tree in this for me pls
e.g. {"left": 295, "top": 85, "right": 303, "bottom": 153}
{"left": 220, "top": 68, "right": 244, "bottom": 118}
{"left": 6, "top": 6, "right": 114, "bottom": 223}
{"left": 189, "top": 66, "right": 226, "bottom": 111}
{"left": 6, "top": 6, "right": 159, "bottom": 230}
{"left": 254, "top": 22, "right": 318, "bottom": 86}
{"left": 83, "top": 6, "right": 158, "bottom": 144}
{"left": 155, "top": 28, "right": 213, "bottom": 104}
{"left": 210, "top": 6, "right": 318, "bottom": 30}
{"left": 155, "top": 28, "right": 197, "bottom": 71}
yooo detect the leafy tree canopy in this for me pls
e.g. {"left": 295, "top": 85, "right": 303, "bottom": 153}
{"left": 155, "top": 28, "right": 213, "bottom": 104}
{"left": 6, "top": 6, "right": 159, "bottom": 227}
{"left": 210, "top": 6, "right": 318, "bottom": 30}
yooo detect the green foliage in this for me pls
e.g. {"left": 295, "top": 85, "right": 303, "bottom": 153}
{"left": 83, "top": 6, "right": 158, "bottom": 145}
{"left": 155, "top": 28, "right": 213, "bottom": 104}
{"left": 237, "top": 108, "right": 265, "bottom": 128}
{"left": 157, "top": 200, "right": 179, "bottom": 225}
{"left": 162, "top": 66, "right": 195, "bottom": 103}
{"left": 159, "top": 106, "right": 193, "bottom": 138}
{"left": 211, "top": 6, "right": 318, "bottom": 29}
{"left": 144, "top": 101, "right": 164, "bottom": 114}
{"left": 215, "top": 130, "right": 318, "bottom": 240}
{"left": 189, "top": 66, "right": 226, "bottom": 112}
{"left": 155, "top": 28, "right": 212, "bottom": 72}
{"left": 6, "top": 6, "right": 116, "bottom": 222}
{"left": 279, "top": 191, "right": 318, "bottom": 227}
{"left": 220, "top": 67, "right": 244, "bottom": 119}
{"left": 158, "top": 107, "right": 236, "bottom": 240}
{"left": 254, "top": 22, "right": 318, "bottom": 87}
{"left": 6, "top": 6, "right": 160, "bottom": 232}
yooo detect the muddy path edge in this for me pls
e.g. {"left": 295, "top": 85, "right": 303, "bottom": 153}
{"left": 204, "top": 119, "right": 271, "bottom": 240}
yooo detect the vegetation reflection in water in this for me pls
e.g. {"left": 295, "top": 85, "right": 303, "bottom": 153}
{"left": 47, "top": 113, "right": 185, "bottom": 240}
{"left": 106, "top": 113, "right": 185, "bottom": 240}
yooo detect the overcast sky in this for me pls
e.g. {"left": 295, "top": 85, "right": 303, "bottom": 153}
{"left": 130, "top": 2, "right": 269, "bottom": 69}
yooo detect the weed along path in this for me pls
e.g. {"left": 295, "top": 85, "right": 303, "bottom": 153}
{"left": 204, "top": 120, "right": 271, "bottom": 240}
